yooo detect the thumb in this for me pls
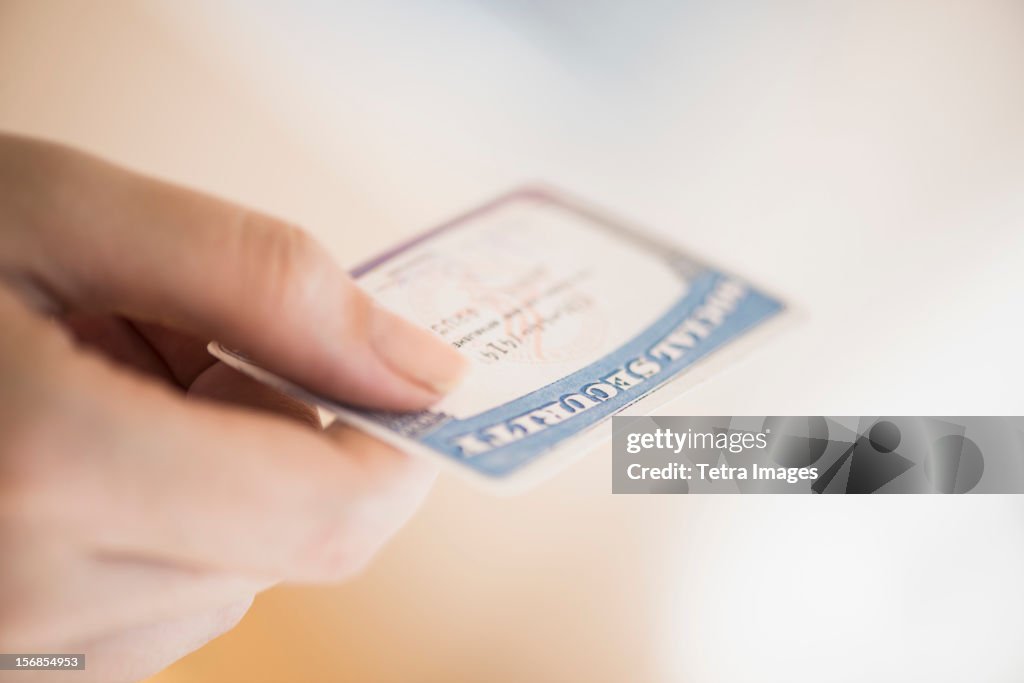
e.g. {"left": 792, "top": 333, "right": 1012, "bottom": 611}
{"left": 0, "top": 134, "right": 465, "bottom": 409}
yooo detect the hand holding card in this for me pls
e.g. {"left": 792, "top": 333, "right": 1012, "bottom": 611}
{"left": 212, "top": 188, "right": 786, "bottom": 492}
{"left": 0, "top": 134, "right": 456, "bottom": 680}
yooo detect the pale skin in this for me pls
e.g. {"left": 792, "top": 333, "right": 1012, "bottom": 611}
{"left": 0, "top": 134, "right": 467, "bottom": 682}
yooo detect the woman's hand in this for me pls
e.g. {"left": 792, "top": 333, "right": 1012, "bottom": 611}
{"left": 0, "top": 134, "right": 466, "bottom": 682}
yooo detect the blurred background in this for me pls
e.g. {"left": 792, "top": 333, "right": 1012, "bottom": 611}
{"left": 2, "top": 1, "right": 1023, "bottom": 681}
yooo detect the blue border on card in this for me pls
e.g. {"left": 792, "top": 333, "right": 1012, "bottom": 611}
{"left": 352, "top": 188, "right": 784, "bottom": 479}
{"left": 420, "top": 271, "right": 781, "bottom": 476}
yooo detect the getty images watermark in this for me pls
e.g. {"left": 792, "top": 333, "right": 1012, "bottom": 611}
{"left": 611, "top": 416, "right": 1024, "bottom": 494}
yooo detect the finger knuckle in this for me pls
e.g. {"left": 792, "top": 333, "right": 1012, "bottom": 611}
{"left": 235, "top": 213, "right": 343, "bottom": 322}
{"left": 292, "top": 500, "right": 384, "bottom": 582}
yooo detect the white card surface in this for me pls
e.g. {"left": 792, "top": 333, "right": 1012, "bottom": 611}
{"left": 210, "top": 188, "right": 786, "bottom": 493}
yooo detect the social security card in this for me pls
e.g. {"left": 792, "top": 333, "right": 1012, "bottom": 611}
{"left": 211, "top": 188, "right": 785, "bottom": 492}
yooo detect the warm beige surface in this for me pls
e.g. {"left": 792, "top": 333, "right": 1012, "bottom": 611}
{"left": 0, "top": 0, "right": 385, "bottom": 257}
{"left": 3, "top": 2, "right": 1024, "bottom": 682}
